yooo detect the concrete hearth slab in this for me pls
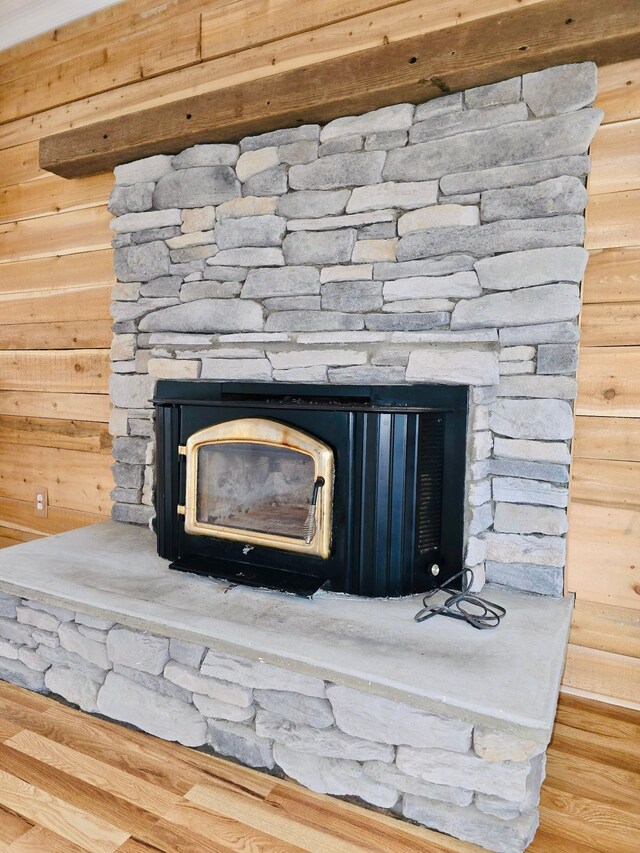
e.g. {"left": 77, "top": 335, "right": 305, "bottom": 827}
{"left": 0, "top": 521, "right": 572, "bottom": 740}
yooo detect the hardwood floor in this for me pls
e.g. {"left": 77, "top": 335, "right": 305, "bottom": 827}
{"left": 0, "top": 682, "right": 637, "bottom": 852}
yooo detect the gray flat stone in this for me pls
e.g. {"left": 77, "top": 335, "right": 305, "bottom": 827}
{"left": 164, "top": 660, "right": 252, "bottom": 706}
{"left": 364, "top": 130, "right": 408, "bottom": 150}
{"left": 139, "top": 299, "right": 263, "bottom": 333}
{"left": 106, "top": 627, "right": 169, "bottom": 675}
{"left": 398, "top": 217, "right": 585, "bottom": 261}
{"left": 112, "top": 662, "right": 191, "bottom": 702}
{"left": 490, "top": 399, "right": 574, "bottom": 440}
{"left": 16, "top": 605, "right": 59, "bottom": 632}
{"left": 111, "top": 209, "right": 181, "bottom": 234}
{"left": 0, "top": 592, "right": 20, "bottom": 619}
{"left": 474, "top": 247, "right": 588, "bottom": 290}
{"left": 45, "top": 666, "right": 99, "bottom": 711}
{"left": 383, "top": 271, "right": 480, "bottom": 300}
{"left": 0, "top": 658, "right": 46, "bottom": 691}
{"left": 488, "top": 459, "right": 569, "bottom": 484}
{"left": 263, "top": 296, "right": 320, "bottom": 310}
{"left": 451, "top": 284, "right": 580, "bottom": 330}
{"left": 384, "top": 109, "right": 602, "bottom": 180}
{"left": 256, "top": 709, "right": 394, "bottom": 761}
{"left": 523, "top": 62, "right": 597, "bottom": 117}
{"left": 440, "top": 155, "right": 591, "bottom": 195}
{"left": 114, "top": 241, "right": 170, "bottom": 282}
{"left": 406, "top": 346, "right": 499, "bottom": 386}
{"left": 364, "top": 760, "right": 472, "bottom": 806}
{"left": 321, "top": 104, "right": 413, "bottom": 141}
{"left": 481, "top": 177, "right": 588, "bottom": 221}
{"left": 0, "top": 523, "right": 573, "bottom": 739}
{"left": 321, "top": 280, "right": 382, "bottom": 312}
{"left": 397, "top": 746, "right": 530, "bottom": 800}
{"left": 169, "top": 637, "right": 205, "bottom": 668}
{"left": 109, "top": 182, "right": 155, "bottom": 216}
{"left": 402, "top": 796, "right": 538, "bottom": 853}
{"left": 207, "top": 718, "right": 275, "bottom": 768}
{"left": 327, "top": 685, "right": 472, "bottom": 750}
{"left": 318, "top": 135, "right": 362, "bottom": 157}
{"left": 98, "top": 671, "right": 206, "bottom": 746}
{"left": 493, "top": 438, "right": 571, "bottom": 465}
{"left": 492, "top": 477, "right": 568, "bottom": 509}
{"left": 153, "top": 167, "right": 240, "bottom": 209}
{"left": 485, "top": 534, "right": 565, "bottom": 569}
{"left": 193, "top": 693, "right": 255, "bottom": 722}
{"left": 494, "top": 504, "right": 568, "bottom": 536}
{"left": 497, "top": 375, "right": 577, "bottom": 400}
{"left": 242, "top": 164, "right": 288, "bottom": 197}
{"left": 37, "top": 644, "right": 107, "bottom": 682}
{"left": 347, "top": 181, "right": 438, "bottom": 213}
{"left": 172, "top": 144, "right": 239, "bottom": 168}
{"left": 241, "top": 124, "right": 320, "bottom": 152}
{"left": 365, "top": 313, "right": 448, "bottom": 332}
{"left": 537, "top": 344, "right": 578, "bottom": 375}
{"left": 201, "top": 650, "right": 326, "bottom": 697}
{"left": 486, "top": 562, "right": 563, "bottom": 597}
{"left": 414, "top": 93, "right": 462, "bottom": 120}
{"left": 374, "top": 256, "right": 476, "bottom": 279}
{"left": 208, "top": 247, "right": 284, "bottom": 267}
{"left": 255, "top": 689, "right": 334, "bottom": 728}
{"left": 274, "top": 744, "right": 399, "bottom": 808}
{"left": 279, "top": 140, "right": 318, "bottom": 165}
{"left": 290, "top": 152, "right": 386, "bottom": 190}
{"left": 410, "top": 102, "right": 528, "bottom": 144}
{"left": 242, "top": 266, "right": 320, "bottom": 298}
{"left": 283, "top": 229, "right": 356, "bottom": 264}
{"left": 499, "top": 322, "right": 579, "bottom": 346}
{"left": 215, "top": 215, "right": 285, "bottom": 249}
{"left": 111, "top": 462, "right": 144, "bottom": 490}
{"left": 59, "top": 621, "right": 110, "bottom": 669}
{"left": 266, "top": 312, "right": 363, "bottom": 332}
{"left": 200, "top": 359, "right": 272, "bottom": 381}
{"left": 465, "top": 77, "right": 521, "bottom": 109}
{"left": 276, "top": 189, "right": 350, "bottom": 219}
{"left": 114, "top": 155, "right": 173, "bottom": 186}
{"left": 328, "top": 365, "right": 406, "bottom": 383}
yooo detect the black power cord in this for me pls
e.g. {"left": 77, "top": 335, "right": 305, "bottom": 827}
{"left": 414, "top": 569, "right": 506, "bottom": 630}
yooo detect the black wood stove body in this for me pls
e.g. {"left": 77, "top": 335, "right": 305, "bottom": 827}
{"left": 154, "top": 381, "right": 467, "bottom": 598}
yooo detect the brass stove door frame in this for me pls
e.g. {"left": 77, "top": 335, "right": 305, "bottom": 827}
{"left": 182, "top": 418, "right": 334, "bottom": 559}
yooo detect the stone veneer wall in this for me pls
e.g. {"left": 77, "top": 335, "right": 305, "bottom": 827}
{"left": 108, "top": 62, "right": 602, "bottom": 598}
{"left": 0, "top": 589, "right": 547, "bottom": 853}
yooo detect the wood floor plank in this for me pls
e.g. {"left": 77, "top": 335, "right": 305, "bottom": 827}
{"left": 8, "top": 825, "right": 91, "bottom": 853}
{"left": 0, "top": 807, "right": 32, "bottom": 848}
{"left": 0, "top": 742, "right": 160, "bottom": 839}
{"left": 0, "top": 769, "right": 129, "bottom": 853}
{"left": 146, "top": 800, "right": 306, "bottom": 853}
{"left": 264, "top": 781, "right": 471, "bottom": 853}
{"left": 186, "top": 783, "right": 408, "bottom": 853}
{"left": 537, "top": 787, "right": 640, "bottom": 853}
{"left": 5, "top": 730, "right": 181, "bottom": 817}
{"left": 543, "top": 749, "right": 640, "bottom": 814}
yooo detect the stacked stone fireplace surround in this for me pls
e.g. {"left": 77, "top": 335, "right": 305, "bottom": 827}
{"left": 0, "top": 64, "right": 601, "bottom": 853}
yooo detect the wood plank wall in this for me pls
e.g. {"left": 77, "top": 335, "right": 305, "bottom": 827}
{"left": 0, "top": 0, "right": 637, "bottom": 702}
{"left": 563, "top": 58, "right": 640, "bottom": 706}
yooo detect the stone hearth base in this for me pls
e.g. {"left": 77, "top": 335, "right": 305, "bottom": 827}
{"left": 0, "top": 523, "right": 572, "bottom": 853}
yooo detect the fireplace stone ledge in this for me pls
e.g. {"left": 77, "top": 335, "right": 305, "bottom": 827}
{"left": 0, "top": 521, "right": 571, "bottom": 742}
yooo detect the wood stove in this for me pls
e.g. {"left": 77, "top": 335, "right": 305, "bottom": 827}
{"left": 154, "top": 381, "right": 467, "bottom": 597}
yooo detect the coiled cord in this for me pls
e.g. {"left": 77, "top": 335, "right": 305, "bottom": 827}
{"left": 414, "top": 569, "right": 506, "bottom": 630}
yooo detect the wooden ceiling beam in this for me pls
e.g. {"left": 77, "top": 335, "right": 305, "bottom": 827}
{"left": 40, "top": 0, "right": 640, "bottom": 178}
